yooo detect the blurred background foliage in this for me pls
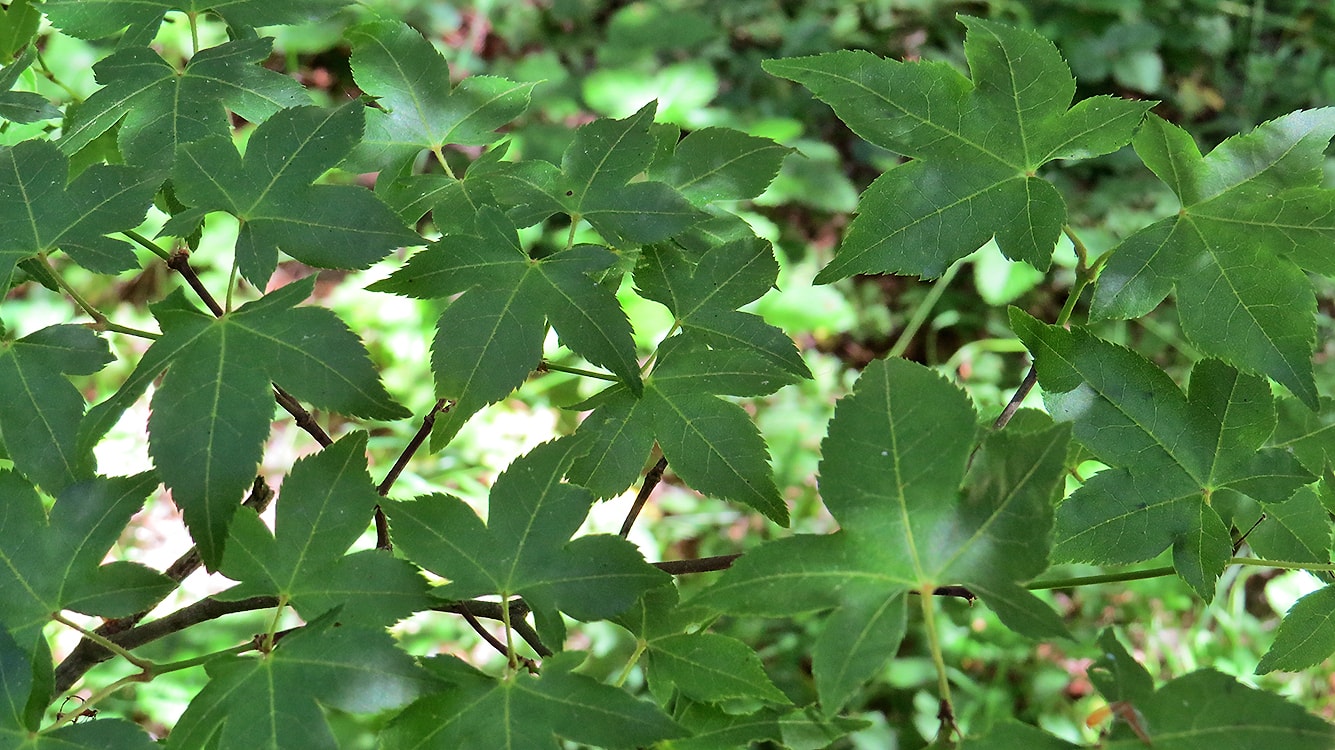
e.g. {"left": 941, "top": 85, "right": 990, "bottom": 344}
{"left": 5, "top": 0, "right": 1334, "bottom": 746}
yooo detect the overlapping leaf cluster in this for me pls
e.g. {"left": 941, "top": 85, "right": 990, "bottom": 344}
{"left": 0, "top": 4, "right": 1332, "bottom": 749}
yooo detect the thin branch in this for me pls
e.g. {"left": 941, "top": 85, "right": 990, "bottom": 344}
{"left": 272, "top": 384, "right": 332, "bottom": 447}
{"left": 537, "top": 360, "right": 620, "bottom": 382}
{"left": 653, "top": 553, "right": 739, "bottom": 575}
{"left": 992, "top": 364, "right": 1037, "bottom": 430}
{"left": 166, "top": 248, "right": 225, "bottom": 317}
{"left": 53, "top": 479, "right": 274, "bottom": 691}
{"left": 620, "top": 455, "right": 667, "bottom": 537}
{"left": 376, "top": 399, "right": 450, "bottom": 550}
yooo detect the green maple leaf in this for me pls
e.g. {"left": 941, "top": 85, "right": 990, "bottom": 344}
{"left": 1272, "top": 397, "right": 1335, "bottom": 474}
{"left": 166, "top": 614, "right": 430, "bottom": 750}
{"left": 216, "top": 432, "right": 431, "bottom": 627}
{"left": 381, "top": 651, "right": 683, "bottom": 749}
{"left": 491, "top": 102, "right": 702, "bottom": 246}
{"left": 1012, "top": 310, "right": 1314, "bottom": 599}
{"left": 0, "top": 48, "right": 59, "bottom": 124}
{"left": 567, "top": 331, "right": 799, "bottom": 524}
{"left": 0, "top": 471, "right": 173, "bottom": 647}
{"left": 667, "top": 701, "right": 868, "bottom": 750}
{"left": 346, "top": 20, "right": 535, "bottom": 171}
{"left": 696, "top": 358, "right": 1071, "bottom": 713}
{"left": 385, "top": 439, "right": 668, "bottom": 636}
{"left": 43, "top": 0, "right": 350, "bottom": 43}
{"left": 0, "top": 140, "right": 156, "bottom": 290}
{"left": 371, "top": 206, "right": 640, "bottom": 448}
{"left": 634, "top": 237, "right": 811, "bottom": 379}
{"left": 1257, "top": 584, "right": 1335, "bottom": 674}
{"left": 0, "top": 325, "right": 111, "bottom": 495}
{"left": 77, "top": 278, "right": 408, "bottom": 569}
{"left": 647, "top": 126, "right": 792, "bottom": 206}
{"left": 1091, "top": 111, "right": 1335, "bottom": 408}
{"left": 0, "top": 1, "right": 40, "bottom": 63}
{"left": 160, "top": 103, "right": 419, "bottom": 288}
{"left": 615, "top": 586, "right": 789, "bottom": 708}
{"left": 59, "top": 37, "right": 309, "bottom": 167}
{"left": 764, "top": 16, "right": 1153, "bottom": 282}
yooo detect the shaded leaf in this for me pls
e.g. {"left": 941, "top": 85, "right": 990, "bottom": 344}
{"left": 1013, "top": 310, "right": 1314, "bottom": 598}
{"left": 0, "top": 325, "right": 111, "bottom": 494}
{"left": 0, "top": 49, "right": 58, "bottom": 124}
{"left": 386, "top": 439, "right": 667, "bottom": 630}
{"left": 0, "top": 140, "right": 156, "bottom": 289}
{"left": 44, "top": 0, "right": 351, "bottom": 42}
{"left": 764, "top": 17, "right": 1152, "bottom": 281}
{"left": 648, "top": 632, "right": 790, "bottom": 706}
{"left": 166, "top": 617, "right": 430, "bottom": 750}
{"left": 218, "top": 433, "right": 431, "bottom": 626}
{"left": 162, "top": 103, "right": 419, "bottom": 288}
{"left": 60, "top": 38, "right": 309, "bottom": 167}
{"left": 347, "top": 20, "right": 534, "bottom": 171}
{"left": 649, "top": 127, "right": 792, "bottom": 205}
{"left": 81, "top": 279, "right": 406, "bottom": 568}
{"left": 697, "top": 358, "right": 1070, "bottom": 712}
{"left": 0, "top": 471, "right": 170, "bottom": 645}
{"left": 1256, "top": 585, "right": 1335, "bottom": 674}
{"left": 1092, "top": 111, "right": 1335, "bottom": 407}
{"left": 381, "top": 652, "right": 683, "bottom": 749}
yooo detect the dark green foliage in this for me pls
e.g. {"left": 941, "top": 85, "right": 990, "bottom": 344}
{"left": 1, "top": 5, "right": 1333, "bottom": 749}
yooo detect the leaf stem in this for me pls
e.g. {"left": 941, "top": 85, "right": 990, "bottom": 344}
{"left": 538, "top": 359, "right": 620, "bottom": 382}
{"left": 565, "top": 215, "right": 580, "bottom": 250}
{"left": 51, "top": 612, "right": 156, "bottom": 672}
{"left": 430, "top": 145, "right": 456, "bottom": 179}
{"left": 39, "top": 255, "right": 162, "bottom": 339}
{"left": 614, "top": 640, "right": 647, "bottom": 687}
{"left": 1028, "top": 565, "right": 1175, "bottom": 590}
{"left": 123, "top": 230, "right": 173, "bottom": 261}
{"left": 187, "top": 12, "right": 200, "bottom": 57}
{"left": 888, "top": 259, "right": 961, "bottom": 359}
{"left": 33, "top": 47, "right": 82, "bottom": 103}
{"left": 915, "top": 586, "right": 956, "bottom": 741}
{"left": 501, "top": 595, "right": 517, "bottom": 670}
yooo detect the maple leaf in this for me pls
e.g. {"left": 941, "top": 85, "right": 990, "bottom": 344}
{"left": 380, "top": 652, "right": 683, "bottom": 749}
{"left": 0, "top": 1, "right": 39, "bottom": 64}
{"left": 0, "top": 471, "right": 173, "bottom": 648}
{"left": 974, "top": 629, "right": 1335, "bottom": 748}
{"left": 166, "top": 614, "right": 431, "bottom": 750}
{"left": 371, "top": 206, "right": 641, "bottom": 448}
{"left": 160, "top": 102, "right": 420, "bottom": 288}
{"left": 1091, "top": 110, "right": 1335, "bottom": 407}
{"left": 0, "top": 48, "right": 59, "bottom": 124}
{"left": 77, "top": 277, "right": 408, "bottom": 569}
{"left": 217, "top": 432, "right": 431, "bottom": 627}
{"left": 646, "top": 126, "right": 792, "bottom": 206}
{"left": 346, "top": 20, "right": 535, "bottom": 171}
{"left": 763, "top": 16, "right": 1153, "bottom": 282}
{"left": 384, "top": 439, "right": 668, "bottom": 638}
{"left": 59, "top": 37, "right": 309, "bottom": 167}
{"left": 0, "top": 325, "right": 111, "bottom": 495}
{"left": 696, "top": 358, "right": 1071, "bottom": 712}
{"left": 567, "top": 331, "right": 799, "bottom": 524}
{"left": 43, "top": 0, "right": 351, "bottom": 44}
{"left": 1012, "top": 310, "right": 1314, "bottom": 599}
{"left": 490, "top": 102, "right": 703, "bottom": 246}
{"left": 0, "top": 140, "right": 156, "bottom": 291}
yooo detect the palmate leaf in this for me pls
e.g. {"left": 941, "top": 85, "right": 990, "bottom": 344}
{"left": 1012, "top": 310, "right": 1315, "bottom": 598}
{"left": 385, "top": 439, "right": 667, "bottom": 639}
{"left": 491, "top": 102, "right": 702, "bottom": 246}
{"left": 371, "top": 206, "right": 640, "bottom": 447}
{"left": 347, "top": 20, "right": 535, "bottom": 171}
{"left": 77, "top": 278, "right": 407, "bottom": 569}
{"left": 166, "top": 614, "right": 431, "bottom": 750}
{"left": 0, "top": 325, "right": 111, "bottom": 495}
{"left": 381, "top": 652, "right": 683, "bottom": 749}
{"left": 1257, "top": 585, "right": 1335, "bottom": 674}
{"left": 160, "top": 103, "right": 419, "bottom": 288}
{"left": 43, "top": 0, "right": 350, "bottom": 43}
{"left": 217, "top": 433, "right": 431, "bottom": 626}
{"left": 0, "top": 471, "right": 173, "bottom": 647}
{"left": 0, "top": 49, "right": 59, "bottom": 124}
{"left": 0, "top": 140, "right": 156, "bottom": 290}
{"left": 764, "top": 16, "right": 1152, "bottom": 282}
{"left": 1092, "top": 110, "right": 1335, "bottom": 407}
{"left": 568, "top": 332, "right": 798, "bottom": 523}
{"left": 696, "top": 358, "right": 1071, "bottom": 713}
{"left": 59, "top": 37, "right": 309, "bottom": 167}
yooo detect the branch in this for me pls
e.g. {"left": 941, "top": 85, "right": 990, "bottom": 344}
{"left": 375, "top": 399, "right": 450, "bottom": 550}
{"left": 53, "top": 478, "right": 274, "bottom": 692}
{"left": 620, "top": 454, "right": 667, "bottom": 537}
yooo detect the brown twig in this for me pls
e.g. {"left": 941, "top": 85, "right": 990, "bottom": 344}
{"left": 993, "top": 364, "right": 1037, "bottom": 430}
{"left": 375, "top": 399, "right": 450, "bottom": 550}
{"left": 53, "top": 478, "right": 274, "bottom": 692}
{"left": 166, "top": 248, "right": 224, "bottom": 317}
{"left": 620, "top": 455, "right": 667, "bottom": 537}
